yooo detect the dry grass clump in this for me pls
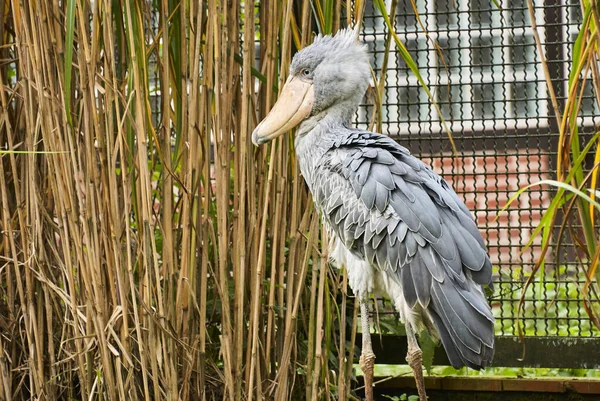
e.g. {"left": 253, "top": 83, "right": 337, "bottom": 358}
{"left": 0, "top": 1, "right": 370, "bottom": 400}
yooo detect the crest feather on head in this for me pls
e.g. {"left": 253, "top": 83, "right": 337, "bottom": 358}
{"left": 310, "top": 28, "right": 367, "bottom": 58}
{"left": 291, "top": 27, "right": 369, "bottom": 73}
{"left": 312, "top": 27, "right": 360, "bottom": 49}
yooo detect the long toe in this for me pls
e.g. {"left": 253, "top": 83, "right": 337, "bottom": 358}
{"left": 407, "top": 352, "right": 427, "bottom": 401}
{"left": 359, "top": 349, "right": 376, "bottom": 401}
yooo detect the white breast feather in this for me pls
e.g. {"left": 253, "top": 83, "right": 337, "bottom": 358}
{"left": 327, "top": 228, "right": 423, "bottom": 330}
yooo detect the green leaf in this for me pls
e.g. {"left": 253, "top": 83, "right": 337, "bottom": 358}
{"left": 0, "top": 150, "right": 67, "bottom": 154}
{"left": 568, "top": 5, "right": 592, "bottom": 88}
{"left": 323, "top": 0, "right": 334, "bottom": 34}
{"left": 233, "top": 52, "right": 274, "bottom": 90}
{"left": 419, "top": 330, "right": 436, "bottom": 375}
{"left": 501, "top": 130, "right": 600, "bottom": 247}
{"left": 373, "top": 0, "right": 456, "bottom": 153}
{"left": 311, "top": 0, "right": 325, "bottom": 34}
{"left": 522, "top": 179, "right": 600, "bottom": 211}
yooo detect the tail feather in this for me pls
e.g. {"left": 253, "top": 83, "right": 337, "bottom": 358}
{"left": 427, "top": 309, "right": 473, "bottom": 369}
{"left": 428, "top": 278, "right": 494, "bottom": 369}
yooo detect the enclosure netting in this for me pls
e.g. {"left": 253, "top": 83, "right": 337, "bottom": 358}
{"left": 147, "top": 1, "right": 598, "bottom": 338}
{"left": 357, "top": 0, "right": 599, "bottom": 337}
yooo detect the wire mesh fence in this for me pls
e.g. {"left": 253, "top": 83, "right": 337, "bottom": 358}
{"left": 357, "top": 0, "right": 599, "bottom": 338}
{"left": 142, "top": 1, "right": 600, "bottom": 340}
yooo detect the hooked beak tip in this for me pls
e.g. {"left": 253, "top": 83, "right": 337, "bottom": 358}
{"left": 251, "top": 130, "right": 264, "bottom": 146}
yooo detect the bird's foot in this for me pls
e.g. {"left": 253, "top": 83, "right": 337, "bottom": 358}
{"left": 359, "top": 349, "right": 376, "bottom": 371}
{"left": 359, "top": 350, "right": 376, "bottom": 401}
{"left": 406, "top": 348, "right": 422, "bottom": 369}
{"left": 406, "top": 349, "right": 427, "bottom": 401}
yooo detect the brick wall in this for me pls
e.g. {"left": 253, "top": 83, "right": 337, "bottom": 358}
{"left": 422, "top": 151, "right": 551, "bottom": 268}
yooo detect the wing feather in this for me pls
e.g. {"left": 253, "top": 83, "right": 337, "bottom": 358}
{"left": 308, "top": 129, "right": 494, "bottom": 369}
{"left": 401, "top": 262, "right": 418, "bottom": 309}
{"left": 412, "top": 251, "right": 432, "bottom": 308}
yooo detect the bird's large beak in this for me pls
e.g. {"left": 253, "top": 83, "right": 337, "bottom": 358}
{"left": 252, "top": 77, "right": 314, "bottom": 145}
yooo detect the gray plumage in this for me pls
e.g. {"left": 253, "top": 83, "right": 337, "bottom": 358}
{"left": 253, "top": 28, "right": 495, "bottom": 375}
{"left": 297, "top": 128, "right": 494, "bottom": 369}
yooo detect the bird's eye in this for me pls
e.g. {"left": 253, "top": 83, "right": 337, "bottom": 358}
{"left": 302, "top": 68, "right": 311, "bottom": 77}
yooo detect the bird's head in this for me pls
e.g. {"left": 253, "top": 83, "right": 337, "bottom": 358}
{"left": 252, "top": 28, "right": 370, "bottom": 145}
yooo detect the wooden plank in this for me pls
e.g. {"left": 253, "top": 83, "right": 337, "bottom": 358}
{"left": 367, "top": 376, "right": 600, "bottom": 394}
{"left": 357, "top": 334, "right": 600, "bottom": 369}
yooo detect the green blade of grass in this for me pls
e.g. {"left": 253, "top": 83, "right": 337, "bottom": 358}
{"left": 311, "top": 0, "right": 326, "bottom": 33}
{"left": 0, "top": 150, "right": 68, "bottom": 154}
{"left": 323, "top": 0, "right": 334, "bottom": 34}
{"left": 233, "top": 52, "right": 274, "bottom": 89}
{"left": 568, "top": 5, "right": 591, "bottom": 88}
{"left": 502, "top": 130, "right": 600, "bottom": 250}
{"left": 373, "top": 0, "right": 456, "bottom": 153}
{"left": 506, "top": 179, "right": 600, "bottom": 213}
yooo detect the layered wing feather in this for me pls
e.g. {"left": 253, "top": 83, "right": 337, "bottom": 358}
{"left": 312, "top": 130, "right": 494, "bottom": 369}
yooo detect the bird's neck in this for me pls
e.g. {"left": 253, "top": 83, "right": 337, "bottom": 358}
{"left": 294, "top": 101, "right": 357, "bottom": 187}
{"left": 297, "top": 99, "right": 358, "bottom": 139}
{"left": 294, "top": 122, "right": 330, "bottom": 184}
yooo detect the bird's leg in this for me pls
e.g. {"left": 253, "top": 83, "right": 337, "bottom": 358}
{"left": 405, "top": 324, "right": 427, "bottom": 401}
{"left": 359, "top": 300, "right": 375, "bottom": 401}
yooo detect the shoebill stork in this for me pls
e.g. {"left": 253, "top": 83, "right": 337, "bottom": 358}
{"left": 252, "top": 29, "right": 495, "bottom": 401}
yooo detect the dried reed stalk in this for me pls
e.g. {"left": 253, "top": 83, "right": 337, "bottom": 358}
{"left": 0, "top": 1, "right": 372, "bottom": 400}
